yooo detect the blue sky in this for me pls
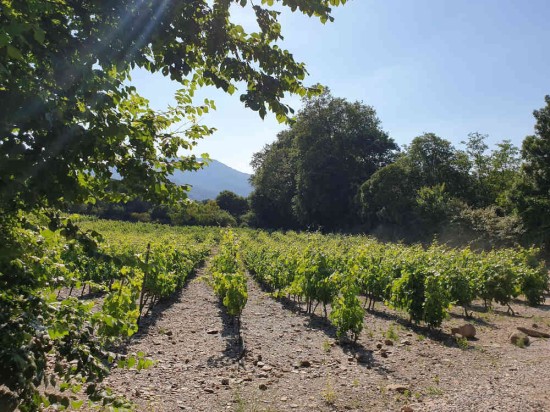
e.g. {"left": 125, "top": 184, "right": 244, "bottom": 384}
{"left": 131, "top": 0, "right": 550, "bottom": 173}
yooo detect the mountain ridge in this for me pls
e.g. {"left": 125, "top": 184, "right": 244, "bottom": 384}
{"left": 171, "top": 159, "right": 253, "bottom": 200}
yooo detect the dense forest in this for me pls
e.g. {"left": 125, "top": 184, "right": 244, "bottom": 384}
{"left": 250, "top": 90, "right": 550, "bottom": 249}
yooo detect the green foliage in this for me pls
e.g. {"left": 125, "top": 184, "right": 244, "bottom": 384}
{"left": 514, "top": 248, "right": 549, "bottom": 306}
{"left": 390, "top": 262, "right": 428, "bottom": 325}
{"left": 359, "top": 158, "right": 416, "bottom": 227}
{"left": 423, "top": 272, "right": 450, "bottom": 327}
{"left": 1, "top": 0, "right": 343, "bottom": 212}
{"left": 0, "top": 216, "right": 212, "bottom": 410}
{"left": 211, "top": 231, "right": 248, "bottom": 319}
{"left": 515, "top": 95, "right": 550, "bottom": 248}
{"left": 406, "top": 133, "right": 472, "bottom": 199}
{"left": 360, "top": 133, "right": 471, "bottom": 231}
{"left": 249, "top": 131, "right": 302, "bottom": 229}
{"left": 351, "top": 244, "right": 393, "bottom": 310}
{"left": 293, "top": 246, "right": 339, "bottom": 315}
{"left": 170, "top": 200, "right": 237, "bottom": 227}
{"left": 452, "top": 204, "right": 525, "bottom": 248}
{"left": 241, "top": 229, "right": 546, "bottom": 335}
{"left": 359, "top": 131, "right": 526, "bottom": 246}
{"left": 476, "top": 254, "right": 519, "bottom": 313}
{"left": 222, "top": 273, "right": 249, "bottom": 317}
{"left": 291, "top": 90, "right": 398, "bottom": 229}
{"left": 329, "top": 275, "right": 364, "bottom": 341}
{"left": 438, "top": 248, "right": 478, "bottom": 316}
{"left": 385, "top": 324, "right": 399, "bottom": 341}
{"left": 216, "top": 191, "right": 250, "bottom": 221}
{"left": 415, "top": 184, "right": 454, "bottom": 227}
{"left": 250, "top": 89, "right": 398, "bottom": 230}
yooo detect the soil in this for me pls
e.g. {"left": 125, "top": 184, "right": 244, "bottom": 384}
{"left": 100, "top": 265, "right": 550, "bottom": 412}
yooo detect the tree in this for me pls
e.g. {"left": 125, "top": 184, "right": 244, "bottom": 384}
{"left": 405, "top": 133, "right": 472, "bottom": 200}
{"left": 359, "top": 157, "right": 416, "bottom": 227}
{"left": 170, "top": 200, "right": 236, "bottom": 227}
{"left": 1, "top": 0, "right": 346, "bottom": 213}
{"left": 289, "top": 90, "right": 398, "bottom": 229}
{"left": 0, "top": 1, "right": 347, "bottom": 408}
{"left": 250, "top": 130, "right": 300, "bottom": 228}
{"left": 515, "top": 95, "right": 550, "bottom": 247}
{"left": 360, "top": 134, "right": 471, "bottom": 231}
{"left": 461, "top": 133, "right": 520, "bottom": 208}
{"left": 216, "top": 190, "right": 249, "bottom": 220}
{"left": 486, "top": 140, "right": 521, "bottom": 210}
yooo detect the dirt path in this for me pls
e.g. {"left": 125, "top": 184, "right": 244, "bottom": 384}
{"left": 103, "top": 267, "right": 239, "bottom": 411}
{"left": 103, "top": 269, "right": 550, "bottom": 412}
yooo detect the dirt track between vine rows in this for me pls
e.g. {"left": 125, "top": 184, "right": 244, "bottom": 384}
{"left": 102, "top": 266, "right": 550, "bottom": 412}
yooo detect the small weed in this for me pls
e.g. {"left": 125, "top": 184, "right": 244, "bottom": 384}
{"left": 321, "top": 381, "right": 337, "bottom": 405}
{"left": 426, "top": 386, "right": 444, "bottom": 396}
{"left": 416, "top": 333, "right": 426, "bottom": 342}
{"left": 364, "top": 327, "right": 374, "bottom": 339}
{"left": 474, "top": 345, "right": 486, "bottom": 353}
{"left": 513, "top": 336, "right": 528, "bottom": 348}
{"left": 348, "top": 398, "right": 361, "bottom": 409}
{"left": 234, "top": 391, "right": 246, "bottom": 412}
{"left": 352, "top": 378, "right": 359, "bottom": 387}
{"left": 433, "top": 375, "right": 440, "bottom": 385}
{"left": 455, "top": 336, "right": 469, "bottom": 350}
{"left": 385, "top": 324, "right": 399, "bottom": 341}
{"left": 232, "top": 390, "right": 263, "bottom": 412}
{"left": 322, "top": 339, "right": 331, "bottom": 353}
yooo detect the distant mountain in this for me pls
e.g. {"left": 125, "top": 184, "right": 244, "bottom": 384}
{"left": 170, "top": 159, "right": 253, "bottom": 200}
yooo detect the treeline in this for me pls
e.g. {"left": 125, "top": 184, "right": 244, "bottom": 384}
{"left": 72, "top": 91, "right": 550, "bottom": 250}
{"left": 248, "top": 91, "right": 550, "bottom": 249}
{"left": 69, "top": 189, "right": 250, "bottom": 227}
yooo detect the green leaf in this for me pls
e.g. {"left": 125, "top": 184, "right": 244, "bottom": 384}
{"left": 7, "top": 45, "right": 23, "bottom": 60}
{"left": 33, "top": 27, "right": 45, "bottom": 44}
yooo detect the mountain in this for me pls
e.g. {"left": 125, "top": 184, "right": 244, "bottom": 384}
{"left": 170, "top": 159, "right": 253, "bottom": 200}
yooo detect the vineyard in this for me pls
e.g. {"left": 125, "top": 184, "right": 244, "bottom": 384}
{"left": 3, "top": 217, "right": 550, "bottom": 411}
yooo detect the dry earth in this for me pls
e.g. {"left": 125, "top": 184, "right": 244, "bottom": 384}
{"left": 99, "top": 265, "right": 550, "bottom": 412}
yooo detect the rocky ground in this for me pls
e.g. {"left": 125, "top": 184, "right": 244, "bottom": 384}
{"left": 100, "top": 265, "right": 550, "bottom": 412}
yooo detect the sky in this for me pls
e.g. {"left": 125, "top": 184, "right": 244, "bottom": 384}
{"left": 131, "top": 0, "right": 550, "bottom": 174}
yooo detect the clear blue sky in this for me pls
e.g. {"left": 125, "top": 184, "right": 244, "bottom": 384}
{"left": 131, "top": 0, "right": 550, "bottom": 174}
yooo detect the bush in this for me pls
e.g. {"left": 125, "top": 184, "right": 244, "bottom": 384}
{"left": 170, "top": 201, "right": 237, "bottom": 227}
{"left": 129, "top": 212, "right": 151, "bottom": 223}
{"left": 453, "top": 205, "right": 524, "bottom": 248}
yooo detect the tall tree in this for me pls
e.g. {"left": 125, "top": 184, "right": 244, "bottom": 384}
{"left": 486, "top": 140, "right": 521, "bottom": 210}
{"left": 359, "top": 157, "right": 416, "bottom": 227}
{"left": 360, "top": 133, "right": 473, "bottom": 232}
{"left": 291, "top": 90, "right": 398, "bottom": 229}
{"left": 405, "top": 133, "right": 472, "bottom": 200}
{"left": 250, "top": 130, "right": 299, "bottom": 228}
{"left": 461, "top": 133, "right": 521, "bottom": 208}
{"left": 515, "top": 95, "right": 550, "bottom": 246}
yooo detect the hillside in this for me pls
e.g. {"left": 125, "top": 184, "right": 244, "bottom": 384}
{"left": 170, "top": 159, "right": 253, "bottom": 200}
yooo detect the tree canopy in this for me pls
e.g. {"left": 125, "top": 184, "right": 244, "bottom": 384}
{"left": 515, "top": 95, "right": 550, "bottom": 246}
{"left": 250, "top": 89, "right": 398, "bottom": 230}
{"left": 216, "top": 190, "right": 249, "bottom": 219}
{"left": 1, "top": 0, "right": 346, "bottom": 212}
